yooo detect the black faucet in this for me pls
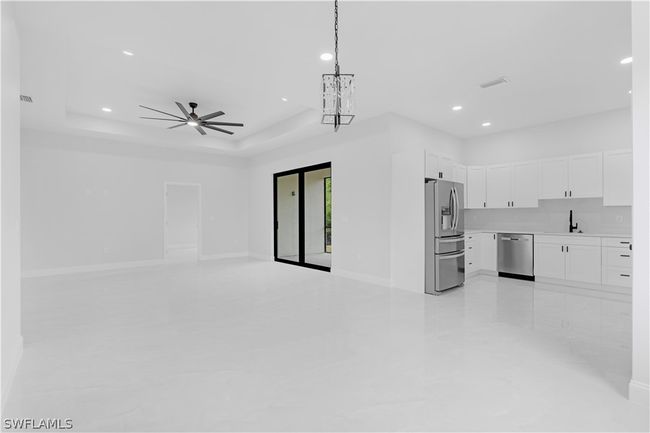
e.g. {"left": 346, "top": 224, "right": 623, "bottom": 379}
{"left": 569, "top": 210, "right": 578, "bottom": 233}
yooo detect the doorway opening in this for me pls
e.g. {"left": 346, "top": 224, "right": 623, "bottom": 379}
{"left": 274, "top": 162, "right": 331, "bottom": 271}
{"left": 164, "top": 182, "right": 201, "bottom": 261}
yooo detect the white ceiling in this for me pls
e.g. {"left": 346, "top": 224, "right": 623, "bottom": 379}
{"left": 15, "top": 1, "right": 632, "bottom": 155}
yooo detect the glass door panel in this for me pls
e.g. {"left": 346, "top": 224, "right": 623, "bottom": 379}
{"left": 304, "top": 168, "right": 332, "bottom": 268}
{"left": 274, "top": 173, "right": 299, "bottom": 263}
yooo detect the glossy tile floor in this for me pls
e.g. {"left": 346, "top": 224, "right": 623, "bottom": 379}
{"left": 5, "top": 259, "right": 649, "bottom": 431}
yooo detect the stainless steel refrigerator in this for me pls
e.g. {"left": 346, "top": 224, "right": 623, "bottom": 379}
{"left": 425, "top": 178, "right": 465, "bottom": 295}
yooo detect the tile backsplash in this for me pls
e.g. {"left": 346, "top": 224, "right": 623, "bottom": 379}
{"left": 465, "top": 198, "right": 631, "bottom": 234}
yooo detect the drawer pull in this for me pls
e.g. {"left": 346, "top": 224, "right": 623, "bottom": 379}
{"left": 620, "top": 254, "right": 630, "bottom": 257}
{"left": 620, "top": 274, "right": 630, "bottom": 277}
{"left": 620, "top": 241, "right": 630, "bottom": 244}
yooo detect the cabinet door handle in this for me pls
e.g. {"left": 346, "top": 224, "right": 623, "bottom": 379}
{"left": 620, "top": 274, "right": 630, "bottom": 277}
{"left": 493, "top": 234, "right": 496, "bottom": 240}
{"left": 564, "top": 191, "right": 567, "bottom": 197}
{"left": 561, "top": 246, "right": 564, "bottom": 252}
{"left": 619, "top": 241, "right": 630, "bottom": 244}
{"left": 566, "top": 245, "right": 569, "bottom": 252}
{"left": 483, "top": 202, "right": 486, "bottom": 207}
{"left": 620, "top": 254, "right": 630, "bottom": 257}
{"left": 569, "top": 190, "right": 572, "bottom": 197}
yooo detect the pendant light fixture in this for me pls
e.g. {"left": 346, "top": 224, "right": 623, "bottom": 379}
{"left": 321, "top": 0, "right": 355, "bottom": 131}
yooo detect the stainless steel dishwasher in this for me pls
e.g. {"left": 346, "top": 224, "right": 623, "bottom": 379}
{"left": 497, "top": 233, "right": 534, "bottom": 280}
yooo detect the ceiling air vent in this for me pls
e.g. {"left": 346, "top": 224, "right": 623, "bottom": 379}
{"left": 480, "top": 77, "right": 508, "bottom": 89}
{"left": 20, "top": 95, "right": 33, "bottom": 103}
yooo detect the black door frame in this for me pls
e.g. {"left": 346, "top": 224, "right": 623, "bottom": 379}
{"left": 273, "top": 162, "right": 331, "bottom": 272}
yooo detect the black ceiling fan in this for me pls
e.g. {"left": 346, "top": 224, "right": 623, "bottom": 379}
{"left": 139, "top": 102, "right": 244, "bottom": 136}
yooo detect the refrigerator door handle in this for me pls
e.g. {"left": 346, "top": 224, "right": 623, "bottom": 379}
{"left": 451, "top": 187, "right": 459, "bottom": 230}
{"left": 438, "top": 251, "right": 465, "bottom": 260}
{"left": 438, "top": 236, "right": 464, "bottom": 243}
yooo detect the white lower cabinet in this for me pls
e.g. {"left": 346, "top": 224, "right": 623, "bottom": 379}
{"left": 480, "top": 232, "right": 497, "bottom": 272}
{"left": 565, "top": 244, "right": 601, "bottom": 284}
{"left": 534, "top": 235, "right": 601, "bottom": 284}
{"left": 534, "top": 242, "right": 565, "bottom": 279}
{"left": 465, "top": 234, "right": 480, "bottom": 275}
{"left": 602, "top": 237, "right": 633, "bottom": 288}
{"left": 464, "top": 232, "right": 497, "bottom": 276}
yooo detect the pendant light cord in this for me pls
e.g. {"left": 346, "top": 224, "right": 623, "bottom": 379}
{"left": 334, "top": 0, "right": 340, "bottom": 76}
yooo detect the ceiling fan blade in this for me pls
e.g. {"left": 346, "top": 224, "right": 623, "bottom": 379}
{"left": 168, "top": 123, "right": 187, "bottom": 129}
{"left": 203, "top": 125, "right": 234, "bottom": 135}
{"left": 139, "top": 105, "right": 186, "bottom": 120}
{"left": 175, "top": 102, "right": 191, "bottom": 119}
{"left": 194, "top": 125, "right": 207, "bottom": 135}
{"left": 203, "top": 121, "right": 244, "bottom": 127}
{"left": 140, "top": 117, "right": 185, "bottom": 122}
{"left": 198, "top": 111, "right": 225, "bottom": 121}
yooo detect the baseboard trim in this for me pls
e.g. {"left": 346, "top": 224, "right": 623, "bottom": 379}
{"left": 249, "top": 253, "right": 273, "bottom": 261}
{"left": 1, "top": 336, "right": 24, "bottom": 411}
{"left": 23, "top": 252, "right": 251, "bottom": 278}
{"left": 199, "top": 252, "right": 249, "bottom": 261}
{"left": 332, "top": 268, "right": 391, "bottom": 287}
{"left": 22, "top": 259, "right": 168, "bottom": 278}
{"left": 629, "top": 379, "right": 650, "bottom": 406}
{"left": 535, "top": 276, "right": 631, "bottom": 294}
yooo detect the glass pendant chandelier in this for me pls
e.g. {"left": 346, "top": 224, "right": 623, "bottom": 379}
{"left": 321, "top": 0, "right": 355, "bottom": 131}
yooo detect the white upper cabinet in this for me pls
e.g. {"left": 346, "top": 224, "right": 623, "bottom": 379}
{"left": 425, "top": 153, "right": 439, "bottom": 179}
{"left": 603, "top": 150, "right": 632, "bottom": 206}
{"left": 466, "top": 166, "right": 486, "bottom": 209}
{"left": 486, "top": 165, "right": 512, "bottom": 208}
{"left": 453, "top": 164, "right": 468, "bottom": 207}
{"left": 438, "top": 157, "right": 455, "bottom": 180}
{"left": 539, "top": 158, "right": 569, "bottom": 199}
{"left": 568, "top": 153, "right": 603, "bottom": 198}
{"left": 452, "top": 164, "right": 466, "bottom": 184}
{"left": 511, "top": 161, "right": 539, "bottom": 208}
{"left": 539, "top": 153, "right": 603, "bottom": 200}
{"left": 425, "top": 153, "right": 455, "bottom": 180}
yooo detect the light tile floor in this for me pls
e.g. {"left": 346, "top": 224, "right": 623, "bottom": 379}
{"left": 4, "top": 259, "right": 649, "bottom": 431}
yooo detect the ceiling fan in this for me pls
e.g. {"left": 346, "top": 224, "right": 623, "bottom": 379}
{"left": 139, "top": 102, "right": 244, "bottom": 136}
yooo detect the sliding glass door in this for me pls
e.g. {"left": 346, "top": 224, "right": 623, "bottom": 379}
{"left": 274, "top": 162, "right": 331, "bottom": 271}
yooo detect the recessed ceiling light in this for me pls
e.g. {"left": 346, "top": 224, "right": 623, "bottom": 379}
{"left": 452, "top": 105, "right": 463, "bottom": 111}
{"left": 320, "top": 52, "right": 333, "bottom": 61}
{"left": 482, "top": 122, "right": 491, "bottom": 127}
{"left": 281, "top": 97, "right": 288, "bottom": 102}
{"left": 122, "top": 50, "right": 134, "bottom": 56}
{"left": 187, "top": 121, "right": 198, "bottom": 127}
{"left": 101, "top": 107, "right": 112, "bottom": 112}
{"left": 620, "top": 56, "right": 633, "bottom": 64}
{"left": 628, "top": 89, "right": 632, "bottom": 94}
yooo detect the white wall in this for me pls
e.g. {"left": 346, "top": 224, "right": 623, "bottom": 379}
{"left": 1, "top": 2, "right": 23, "bottom": 408}
{"left": 388, "top": 115, "right": 464, "bottom": 293}
{"left": 630, "top": 0, "right": 649, "bottom": 407}
{"left": 249, "top": 115, "right": 393, "bottom": 285}
{"left": 21, "top": 129, "right": 249, "bottom": 273}
{"left": 165, "top": 184, "right": 199, "bottom": 248}
{"left": 462, "top": 108, "right": 631, "bottom": 166}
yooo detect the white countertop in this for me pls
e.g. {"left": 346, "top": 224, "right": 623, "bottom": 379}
{"left": 464, "top": 229, "right": 631, "bottom": 239}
